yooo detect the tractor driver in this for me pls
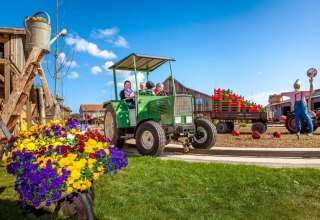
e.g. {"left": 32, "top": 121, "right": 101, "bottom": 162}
{"left": 120, "top": 80, "right": 135, "bottom": 109}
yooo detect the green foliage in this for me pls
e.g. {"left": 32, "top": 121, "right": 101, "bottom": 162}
{"left": 1, "top": 157, "right": 320, "bottom": 219}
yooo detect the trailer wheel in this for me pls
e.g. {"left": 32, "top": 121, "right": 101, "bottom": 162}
{"left": 61, "top": 193, "right": 94, "bottom": 220}
{"left": 104, "top": 104, "right": 125, "bottom": 149}
{"left": 192, "top": 118, "right": 217, "bottom": 149}
{"left": 226, "top": 122, "right": 234, "bottom": 133}
{"left": 136, "top": 121, "right": 166, "bottom": 156}
{"left": 216, "top": 121, "right": 228, "bottom": 133}
{"left": 251, "top": 122, "right": 267, "bottom": 134}
{"left": 285, "top": 114, "right": 308, "bottom": 134}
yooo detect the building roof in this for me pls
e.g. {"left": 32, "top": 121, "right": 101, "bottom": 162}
{"left": 268, "top": 92, "right": 320, "bottom": 107}
{"left": 80, "top": 104, "right": 104, "bottom": 112}
{"left": 0, "top": 27, "right": 26, "bottom": 35}
{"left": 163, "top": 76, "right": 211, "bottom": 98}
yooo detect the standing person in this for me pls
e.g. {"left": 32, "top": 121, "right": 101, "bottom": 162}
{"left": 119, "top": 80, "right": 135, "bottom": 109}
{"left": 281, "top": 79, "right": 314, "bottom": 137}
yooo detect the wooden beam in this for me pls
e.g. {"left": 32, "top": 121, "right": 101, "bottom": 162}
{"left": 0, "top": 74, "right": 4, "bottom": 82}
{"left": 7, "top": 115, "right": 20, "bottom": 132}
{"left": 4, "top": 38, "right": 10, "bottom": 101}
{"left": 38, "top": 65, "right": 54, "bottom": 107}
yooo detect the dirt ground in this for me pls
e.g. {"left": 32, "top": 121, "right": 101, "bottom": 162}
{"left": 92, "top": 124, "right": 320, "bottom": 148}
{"left": 215, "top": 124, "right": 320, "bottom": 148}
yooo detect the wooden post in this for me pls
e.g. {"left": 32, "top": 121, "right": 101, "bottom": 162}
{"left": 26, "top": 96, "right": 32, "bottom": 128}
{"left": 4, "top": 35, "right": 10, "bottom": 102}
{"left": 35, "top": 86, "right": 46, "bottom": 125}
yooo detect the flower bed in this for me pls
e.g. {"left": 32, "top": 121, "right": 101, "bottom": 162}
{"left": 4, "top": 118, "right": 128, "bottom": 208}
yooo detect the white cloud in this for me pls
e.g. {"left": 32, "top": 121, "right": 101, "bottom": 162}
{"left": 103, "top": 61, "right": 114, "bottom": 71}
{"left": 91, "top": 66, "right": 103, "bottom": 75}
{"left": 91, "top": 28, "right": 129, "bottom": 48}
{"left": 246, "top": 91, "right": 291, "bottom": 105}
{"left": 66, "top": 34, "right": 116, "bottom": 59}
{"left": 57, "top": 52, "right": 77, "bottom": 67}
{"left": 57, "top": 52, "right": 66, "bottom": 63}
{"left": 115, "top": 36, "right": 129, "bottom": 48}
{"left": 91, "top": 28, "right": 119, "bottom": 38}
{"left": 67, "top": 71, "right": 79, "bottom": 79}
{"left": 106, "top": 81, "right": 114, "bottom": 85}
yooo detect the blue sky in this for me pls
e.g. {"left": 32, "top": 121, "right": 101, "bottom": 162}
{"left": 2, "top": 0, "right": 320, "bottom": 112}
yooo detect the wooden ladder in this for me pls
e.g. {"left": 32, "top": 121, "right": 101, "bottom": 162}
{"left": 0, "top": 47, "right": 43, "bottom": 139}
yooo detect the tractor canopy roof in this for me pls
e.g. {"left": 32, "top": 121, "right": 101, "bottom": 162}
{"left": 108, "top": 53, "right": 175, "bottom": 72}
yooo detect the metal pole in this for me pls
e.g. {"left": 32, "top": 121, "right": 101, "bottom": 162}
{"left": 169, "top": 61, "right": 176, "bottom": 95}
{"left": 147, "top": 72, "right": 150, "bottom": 81}
{"left": 133, "top": 55, "right": 138, "bottom": 118}
{"left": 113, "top": 69, "right": 118, "bottom": 100}
{"left": 53, "top": 0, "right": 59, "bottom": 97}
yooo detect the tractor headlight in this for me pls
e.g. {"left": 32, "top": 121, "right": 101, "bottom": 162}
{"left": 175, "top": 116, "right": 182, "bottom": 124}
{"left": 186, "top": 116, "right": 193, "bottom": 124}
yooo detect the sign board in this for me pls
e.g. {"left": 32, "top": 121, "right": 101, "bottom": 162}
{"left": 307, "top": 68, "right": 317, "bottom": 78}
{"left": 196, "top": 98, "right": 203, "bottom": 105}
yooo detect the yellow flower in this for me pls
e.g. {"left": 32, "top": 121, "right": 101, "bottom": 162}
{"left": 70, "top": 170, "right": 81, "bottom": 180}
{"left": 71, "top": 128, "right": 77, "bottom": 134}
{"left": 26, "top": 142, "right": 36, "bottom": 151}
{"left": 97, "top": 166, "right": 103, "bottom": 172}
{"left": 81, "top": 184, "right": 88, "bottom": 191}
{"left": 67, "top": 187, "right": 73, "bottom": 194}
{"left": 67, "top": 177, "right": 75, "bottom": 185}
{"left": 93, "top": 173, "right": 100, "bottom": 181}
{"left": 104, "top": 148, "right": 110, "bottom": 155}
{"left": 73, "top": 181, "right": 81, "bottom": 190}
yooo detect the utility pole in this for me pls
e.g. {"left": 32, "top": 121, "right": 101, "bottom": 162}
{"left": 54, "top": 0, "right": 59, "bottom": 97}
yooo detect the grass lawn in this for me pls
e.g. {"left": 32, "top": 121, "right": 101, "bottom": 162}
{"left": 0, "top": 156, "right": 320, "bottom": 219}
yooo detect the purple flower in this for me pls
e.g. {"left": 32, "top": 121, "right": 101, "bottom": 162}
{"left": 51, "top": 125, "right": 60, "bottom": 131}
{"left": 66, "top": 118, "right": 79, "bottom": 130}
{"left": 45, "top": 200, "right": 51, "bottom": 207}
{"left": 33, "top": 199, "right": 41, "bottom": 207}
{"left": 51, "top": 191, "right": 61, "bottom": 201}
{"left": 104, "top": 147, "right": 128, "bottom": 174}
{"left": 96, "top": 149, "right": 106, "bottom": 158}
{"left": 42, "top": 129, "right": 50, "bottom": 136}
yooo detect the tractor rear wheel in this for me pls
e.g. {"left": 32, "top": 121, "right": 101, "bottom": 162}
{"left": 192, "top": 118, "right": 217, "bottom": 149}
{"left": 136, "top": 121, "right": 166, "bottom": 156}
{"left": 104, "top": 104, "right": 125, "bottom": 149}
{"left": 285, "top": 113, "right": 308, "bottom": 134}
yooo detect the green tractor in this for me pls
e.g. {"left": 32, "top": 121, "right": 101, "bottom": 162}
{"left": 103, "top": 53, "right": 217, "bottom": 156}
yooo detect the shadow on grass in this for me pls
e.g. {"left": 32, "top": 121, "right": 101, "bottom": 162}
{"left": 0, "top": 199, "right": 55, "bottom": 220}
{"left": 0, "top": 187, "right": 5, "bottom": 195}
{"left": 0, "top": 198, "right": 102, "bottom": 220}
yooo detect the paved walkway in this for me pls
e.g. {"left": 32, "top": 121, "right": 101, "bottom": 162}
{"left": 124, "top": 144, "right": 320, "bottom": 168}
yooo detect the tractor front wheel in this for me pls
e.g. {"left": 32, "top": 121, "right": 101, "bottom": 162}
{"left": 192, "top": 118, "right": 217, "bottom": 149}
{"left": 136, "top": 121, "right": 166, "bottom": 156}
{"left": 104, "top": 104, "right": 125, "bottom": 149}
